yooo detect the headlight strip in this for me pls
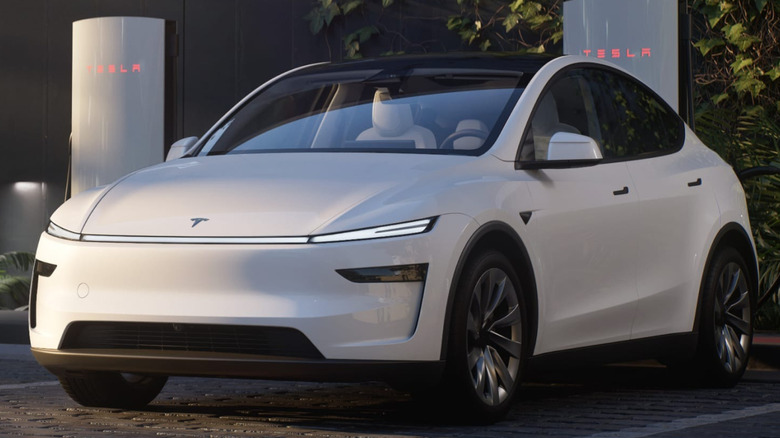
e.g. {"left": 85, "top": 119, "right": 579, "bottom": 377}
{"left": 46, "top": 217, "right": 437, "bottom": 245}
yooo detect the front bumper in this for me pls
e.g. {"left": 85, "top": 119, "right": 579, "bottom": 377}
{"left": 32, "top": 347, "right": 445, "bottom": 383}
{"left": 29, "top": 214, "right": 475, "bottom": 370}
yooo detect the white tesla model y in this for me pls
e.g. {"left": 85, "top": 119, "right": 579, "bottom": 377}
{"left": 30, "top": 54, "right": 757, "bottom": 421}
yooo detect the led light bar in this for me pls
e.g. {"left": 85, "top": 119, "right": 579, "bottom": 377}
{"left": 49, "top": 217, "right": 437, "bottom": 245}
{"left": 79, "top": 235, "right": 309, "bottom": 244}
{"left": 309, "top": 218, "right": 435, "bottom": 243}
{"left": 47, "top": 222, "right": 82, "bottom": 241}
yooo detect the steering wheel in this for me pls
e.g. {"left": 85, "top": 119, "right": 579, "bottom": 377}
{"left": 439, "top": 129, "right": 489, "bottom": 150}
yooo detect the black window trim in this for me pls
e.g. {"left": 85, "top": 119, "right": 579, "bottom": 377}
{"left": 514, "top": 62, "right": 686, "bottom": 170}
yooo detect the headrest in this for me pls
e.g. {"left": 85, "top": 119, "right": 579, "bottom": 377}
{"left": 455, "top": 119, "right": 488, "bottom": 133}
{"left": 372, "top": 88, "right": 414, "bottom": 137}
{"left": 453, "top": 119, "right": 489, "bottom": 150}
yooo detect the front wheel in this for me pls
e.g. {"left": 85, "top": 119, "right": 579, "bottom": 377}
{"left": 443, "top": 250, "right": 527, "bottom": 422}
{"left": 693, "top": 247, "right": 754, "bottom": 387}
{"left": 58, "top": 371, "right": 167, "bottom": 409}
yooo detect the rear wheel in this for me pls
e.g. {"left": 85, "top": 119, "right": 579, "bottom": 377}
{"left": 58, "top": 371, "right": 167, "bottom": 409}
{"left": 692, "top": 247, "right": 753, "bottom": 386}
{"left": 443, "top": 250, "right": 527, "bottom": 423}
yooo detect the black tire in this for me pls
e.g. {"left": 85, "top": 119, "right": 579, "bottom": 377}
{"left": 442, "top": 250, "right": 527, "bottom": 423}
{"left": 692, "top": 246, "right": 754, "bottom": 387}
{"left": 58, "top": 372, "right": 167, "bottom": 409}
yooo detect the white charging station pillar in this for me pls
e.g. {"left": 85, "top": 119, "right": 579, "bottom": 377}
{"left": 72, "top": 17, "right": 165, "bottom": 195}
{"left": 563, "top": 0, "right": 679, "bottom": 111}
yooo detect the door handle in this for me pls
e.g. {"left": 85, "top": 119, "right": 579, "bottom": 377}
{"left": 688, "top": 178, "right": 702, "bottom": 187}
{"left": 613, "top": 186, "right": 629, "bottom": 196}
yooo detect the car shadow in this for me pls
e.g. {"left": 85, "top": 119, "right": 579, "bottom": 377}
{"left": 138, "top": 361, "right": 717, "bottom": 429}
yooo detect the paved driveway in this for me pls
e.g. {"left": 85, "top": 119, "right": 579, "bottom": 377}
{"left": 2, "top": 344, "right": 780, "bottom": 437}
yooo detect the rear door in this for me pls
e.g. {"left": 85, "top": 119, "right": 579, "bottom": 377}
{"left": 578, "top": 68, "right": 720, "bottom": 338}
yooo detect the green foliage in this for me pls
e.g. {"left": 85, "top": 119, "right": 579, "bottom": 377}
{"left": 691, "top": 1, "right": 780, "bottom": 325}
{"left": 306, "top": 0, "right": 407, "bottom": 59}
{"left": 304, "top": 0, "right": 564, "bottom": 58}
{"left": 445, "top": 0, "right": 563, "bottom": 53}
{"left": 303, "top": 0, "right": 344, "bottom": 35}
{"left": 696, "top": 107, "right": 780, "bottom": 330}
{"left": 344, "top": 25, "right": 379, "bottom": 58}
{"left": 0, "top": 251, "right": 35, "bottom": 310}
{"left": 691, "top": 0, "right": 779, "bottom": 112}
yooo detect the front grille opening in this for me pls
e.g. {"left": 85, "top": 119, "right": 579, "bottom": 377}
{"left": 60, "top": 322, "right": 324, "bottom": 359}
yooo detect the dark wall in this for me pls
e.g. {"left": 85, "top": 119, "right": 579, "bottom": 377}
{"left": 0, "top": 0, "right": 323, "bottom": 253}
{"left": 0, "top": 0, "right": 460, "bottom": 253}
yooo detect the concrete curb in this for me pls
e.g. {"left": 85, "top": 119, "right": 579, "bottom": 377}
{"left": 0, "top": 310, "right": 29, "bottom": 344}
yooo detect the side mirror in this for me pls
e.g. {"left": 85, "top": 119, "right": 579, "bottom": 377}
{"left": 165, "top": 136, "right": 199, "bottom": 162}
{"left": 546, "top": 132, "right": 603, "bottom": 161}
{"left": 520, "top": 132, "right": 603, "bottom": 170}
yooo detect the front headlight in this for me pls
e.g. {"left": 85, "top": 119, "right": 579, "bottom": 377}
{"left": 47, "top": 222, "right": 82, "bottom": 241}
{"left": 308, "top": 217, "right": 436, "bottom": 244}
{"left": 46, "top": 217, "right": 437, "bottom": 245}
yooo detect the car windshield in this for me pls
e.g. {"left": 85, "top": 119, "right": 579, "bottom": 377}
{"left": 197, "top": 67, "right": 528, "bottom": 156}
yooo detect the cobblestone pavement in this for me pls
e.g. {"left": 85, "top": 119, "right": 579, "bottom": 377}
{"left": 2, "top": 345, "right": 780, "bottom": 437}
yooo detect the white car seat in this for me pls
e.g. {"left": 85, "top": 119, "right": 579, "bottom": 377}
{"left": 357, "top": 89, "right": 437, "bottom": 149}
{"left": 452, "top": 119, "right": 489, "bottom": 150}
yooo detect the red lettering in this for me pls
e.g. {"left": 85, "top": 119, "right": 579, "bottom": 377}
{"left": 86, "top": 66, "right": 93, "bottom": 73}
{"left": 108, "top": 65, "right": 116, "bottom": 73}
{"left": 577, "top": 48, "right": 653, "bottom": 60}
{"left": 97, "top": 65, "right": 104, "bottom": 73}
{"left": 132, "top": 64, "right": 141, "bottom": 73}
{"left": 120, "top": 64, "right": 128, "bottom": 73}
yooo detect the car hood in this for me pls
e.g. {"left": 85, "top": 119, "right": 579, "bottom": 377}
{"left": 76, "top": 153, "right": 473, "bottom": 237}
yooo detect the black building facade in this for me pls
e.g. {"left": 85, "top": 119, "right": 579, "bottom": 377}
{"left": 0, "top": 0, "right": 460, "bottom": 254}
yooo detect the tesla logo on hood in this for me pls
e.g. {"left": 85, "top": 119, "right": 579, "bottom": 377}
{"left": 190, "top": 218, "right": 209, "bottom": 228}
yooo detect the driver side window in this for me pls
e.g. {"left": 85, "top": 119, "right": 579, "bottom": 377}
{"left": 519, "top": 71, "right": 601, "bottom": 162}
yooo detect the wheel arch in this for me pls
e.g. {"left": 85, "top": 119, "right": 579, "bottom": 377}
{"left": 694, "top": 222, "right": 759, "bottom": 333}
{"left": 439, "top": 221, "right": 539, "bottom": 360}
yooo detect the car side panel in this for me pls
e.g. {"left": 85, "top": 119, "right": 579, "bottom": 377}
{"left": 626, "top": 139, "right": 723, "bottom": 338}
{"left": 523, "top": 161, "right": 640, "bottom": 354}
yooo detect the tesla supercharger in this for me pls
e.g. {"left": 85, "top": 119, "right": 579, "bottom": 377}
{"left": 71, "top": 17, "right": 165, "bottom": 196}
{"left": 563, "top": 0, "right": 692, "bottom": 122}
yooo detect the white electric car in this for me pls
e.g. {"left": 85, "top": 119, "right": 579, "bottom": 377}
{"left": 30, "top": 54, "right": 757, "bottom": 421}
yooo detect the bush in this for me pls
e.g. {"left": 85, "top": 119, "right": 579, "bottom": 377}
{"left": 0, "top": 251, "right": 35, "bottom": 310}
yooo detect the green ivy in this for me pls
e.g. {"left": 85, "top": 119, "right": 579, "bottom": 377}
{"left": 344, "top": 25, "right": 379, "bottom": 58}
{"left": 445, "top": 0, "right": 562, "bottom": 53}
{"left": 0, "top": 251, "right": 34, "bottom": 310}
{"left": 692, "top": 0, "right": 779, "bottom": 114}
{"left": 304, "top": 0, "right": 391, "bottom": 59}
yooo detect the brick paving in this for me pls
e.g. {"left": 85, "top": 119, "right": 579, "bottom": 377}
{"left": 2, "top": 347, "right": 780, "bottom": 438}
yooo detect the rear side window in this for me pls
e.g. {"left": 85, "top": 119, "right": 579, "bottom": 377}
{"left": 583, "top": 68, "right": 683, "bottom": 159}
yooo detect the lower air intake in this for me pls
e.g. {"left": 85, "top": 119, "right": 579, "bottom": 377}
{"left": 60, "top": 321, "right": 324, "bottom": 359}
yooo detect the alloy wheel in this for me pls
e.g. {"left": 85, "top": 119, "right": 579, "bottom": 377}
{"left": 713, "top": 261, "right": 751, "bottom": 374}
{"left": 466, "top": 267, "right": 523, "bottom": 407}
